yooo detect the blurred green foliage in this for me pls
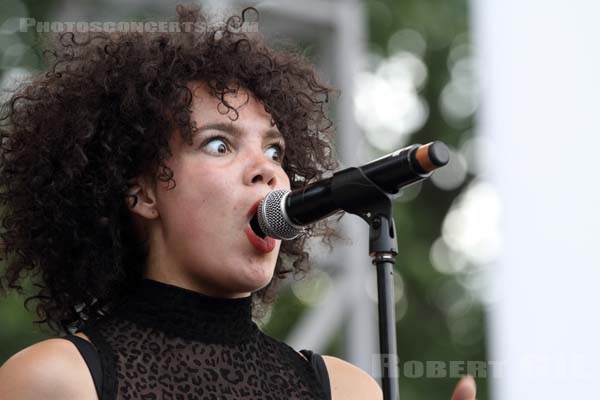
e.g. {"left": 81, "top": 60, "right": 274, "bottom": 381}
{"left": 363, "top": 1, "right": 487, "bottom": 399}
{"left": 0, "top": 280, "right": 47, "bottom": 362}
{"left": 0, "top": 1, "right": 487, "bottom": 399}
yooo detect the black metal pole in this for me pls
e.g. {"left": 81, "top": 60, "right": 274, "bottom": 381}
{"left": 328, "top": 142, "right": 449, "bottom": 400}
{"left": 375, "top": 255, "right": 399, "bottom": 400}
{"left": 330, "top": 168, "right": 401, "bottom": 400}
{"left": 370, "top": 215, "right": 400, "bottom": 400}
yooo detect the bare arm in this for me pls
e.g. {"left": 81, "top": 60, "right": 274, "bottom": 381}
{"left": 0, "top": 339, "right": 97, "bottom": 400}
{"left": 323, "top": 355, "right": 383, "bottom": 400}
{"left": 322, "top": 355, "right": 477, "bottom": 400}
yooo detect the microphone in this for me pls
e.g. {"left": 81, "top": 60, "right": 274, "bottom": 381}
{"left": 250, "top": 141, "right": 449, "bottom": 240}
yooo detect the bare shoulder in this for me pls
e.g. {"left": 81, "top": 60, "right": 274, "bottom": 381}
{"left": 0, "top": 334, "right": 98, "bottom": 400}
{"left": 322, "top": 355, "right": 383, "bottom": 400}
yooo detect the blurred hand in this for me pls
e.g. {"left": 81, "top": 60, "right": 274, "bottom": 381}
{"left": 450, "top": 375, "right": 476, "bottom": 400}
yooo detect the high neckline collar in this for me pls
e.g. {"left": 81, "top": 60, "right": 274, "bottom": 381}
{"left": 112, "top": 278, "right": 258, "bottom": 344}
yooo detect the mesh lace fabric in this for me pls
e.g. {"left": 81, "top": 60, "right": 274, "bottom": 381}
{"left": 80, "top": 279, "right": 328, "bottom": 400}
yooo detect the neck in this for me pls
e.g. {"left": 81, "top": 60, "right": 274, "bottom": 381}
{"left": 111, "top": 278, "right": 257, "bottom": 344}
{"left": 142, "top": 268, "right": 252, "bottom": 299}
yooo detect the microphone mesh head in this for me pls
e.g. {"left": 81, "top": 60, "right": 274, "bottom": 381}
{"left": 257, "top": 189, "right": 303, "bottom": 240}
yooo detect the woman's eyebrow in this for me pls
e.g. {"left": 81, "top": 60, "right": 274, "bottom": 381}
{"left": 195, "top": 122, "right": 284, "bottom": 141}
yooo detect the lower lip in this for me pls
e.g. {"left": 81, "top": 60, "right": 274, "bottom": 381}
{"left": 244, "top": 226, "right": 277, "bottom": 253}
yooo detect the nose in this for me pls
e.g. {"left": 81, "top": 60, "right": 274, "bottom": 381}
{"left": 243, "top": 151, "right": 278, "bottom": 189}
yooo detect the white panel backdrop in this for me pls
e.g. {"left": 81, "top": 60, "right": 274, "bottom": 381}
{"left": 472, "top": 1, "right": 600, "bottom": 399}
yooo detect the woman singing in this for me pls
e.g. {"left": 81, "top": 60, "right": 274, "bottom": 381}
{"left": 0, "top": 4, "right": 476, "bottom": 400}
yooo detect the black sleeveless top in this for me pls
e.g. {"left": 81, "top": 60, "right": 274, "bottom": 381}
{"left": 59, "top": 278, "right": 332, "bottom": 400}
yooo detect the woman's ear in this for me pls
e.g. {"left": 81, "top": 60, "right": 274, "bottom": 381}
{"left": 126, "top": 176, "right": 159, "bottom": 220}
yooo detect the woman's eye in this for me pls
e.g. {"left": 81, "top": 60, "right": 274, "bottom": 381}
{"left": 203, "top": 137, "right": 229, "bottom": 154}
{"left": 266, "top": 144, "right": 284, "bottom": 163}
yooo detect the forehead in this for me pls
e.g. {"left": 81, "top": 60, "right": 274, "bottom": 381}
{"left": 187, "top": 81, "right": 277, "bottom": 129}
{"left": 173, "top": 81, "right": 285, "bottom": 151}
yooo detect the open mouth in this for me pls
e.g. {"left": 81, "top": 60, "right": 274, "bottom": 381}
{"left": 244, "top": 225, "right": 276, "bottom": 253}
{"left": 247, "top": 197, "right": 266, "bottom": 239}
{"left": 249, "top": 213, "right": 265, "bottom": 239}
{"left": 245, "top": 196, "right": 277, "bottom": 253}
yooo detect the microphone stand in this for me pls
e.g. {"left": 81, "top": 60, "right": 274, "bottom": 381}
{"left": 273, "top": 141, "right": 446, "bottom": 400}
{"left": 332, "top": 166, "right": 400, "bottom": 400}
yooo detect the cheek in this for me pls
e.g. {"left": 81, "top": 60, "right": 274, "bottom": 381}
{"left": 278, "top": 171, "right": 292, "bottom": 190}
{"left": 184, "top": 175, "right": 241, "bottom": 227}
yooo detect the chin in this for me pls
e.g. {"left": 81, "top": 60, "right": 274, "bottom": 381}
{"left": 238, "top": 262, "right": 275, "bottom": 291}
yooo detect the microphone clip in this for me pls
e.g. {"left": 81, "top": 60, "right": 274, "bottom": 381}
{"left": 331, "top": 167, "right": 398, "bottom": 258}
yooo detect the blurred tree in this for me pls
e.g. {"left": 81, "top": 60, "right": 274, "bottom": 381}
{"left": 359, "top": 0, "right": 488, "bottom": 399}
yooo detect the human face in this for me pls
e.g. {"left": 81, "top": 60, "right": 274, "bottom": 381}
{"left": 141, "top": 82, "right": 290, "bottom": 298}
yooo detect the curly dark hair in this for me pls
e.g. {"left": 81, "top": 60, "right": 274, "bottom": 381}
{"left": 0, "top": 4, "right": 341, "bottom": 335}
